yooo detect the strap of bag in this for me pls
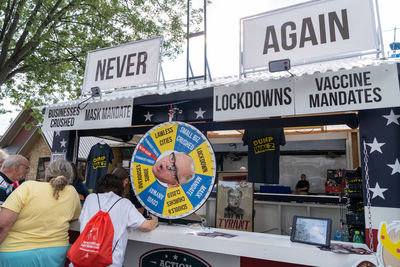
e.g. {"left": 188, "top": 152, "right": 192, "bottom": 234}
{"left": 96, "top": 194, "right": 123, "bottom": 212}
{"left": 96, "top": 194, "right": 123, "bottom": 254}
{"left": 107, "top": 197, "right": 123, "bottom": 212}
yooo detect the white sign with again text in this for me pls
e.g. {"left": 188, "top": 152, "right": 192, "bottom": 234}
{"left": 241, "top": 0, "right": 378, "bottom": 70}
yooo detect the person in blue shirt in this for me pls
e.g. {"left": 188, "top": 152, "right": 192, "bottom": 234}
{"left": 71, "top": 163, "right": 89, "bottom": 201}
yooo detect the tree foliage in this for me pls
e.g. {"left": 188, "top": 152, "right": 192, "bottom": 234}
{"left": 0, "top": 0, "right": 202, "bottom": 114}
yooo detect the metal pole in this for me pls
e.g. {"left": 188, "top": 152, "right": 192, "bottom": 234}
{"left": 374, "top": 0, "right": 385, "bottom": 58}
{"left": 73, "top": 130, "right": 79, "bottom": 164}
{"left": 186, "top": 0, "right": 190, "bottom": 83}
{"left": 204, "top": 0, "right": 207, "bottom": 82}
{"left": 239, "top": 19, "right": 243, "bottom": 77}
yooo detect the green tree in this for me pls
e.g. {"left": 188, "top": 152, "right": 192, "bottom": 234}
{"left": 0, "top": 0, "right": 202, "bottom": 114}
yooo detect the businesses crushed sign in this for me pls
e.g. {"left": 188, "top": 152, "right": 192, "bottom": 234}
{"left": 241, "top": 0, "right": 379, "bottom": 70}
{"left": 82, "top": 37, "right": 161, "bottom": 94}
{"left": 41, "top": 98, "right": 133, "bottom": 131}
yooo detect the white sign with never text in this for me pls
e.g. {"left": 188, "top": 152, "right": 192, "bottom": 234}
{"left": 241, "top": 0, "right": 378, "bottom": 70}
{"left": 42, "top": 98, "right": 133, "bottom": 131}
{"left": 82, "top": 37, "right": 161, "bottom": 94}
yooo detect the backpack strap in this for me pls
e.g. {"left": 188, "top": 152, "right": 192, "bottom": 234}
{"left": 112, "top": 240, "right": 119, "bottom": 253}
{"left": 107, "top": 197, "right": 123, "bottom": 212}
{"left": 108, "top": 197, "right": 122, "bottom": 253}
{"left": 96, "top": 194, "right": 123, "bottom": 212}
{"left": 96, "top": 194, "right": 123, "bottom": 254}
{"left": 96, "top": 193, "right": 101, "bottom": 210}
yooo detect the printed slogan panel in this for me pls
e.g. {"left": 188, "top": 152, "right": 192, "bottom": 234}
{"left": 295, "top": 64, "right": 400, "bottom": 115}
{"left": 131, "top": 122, "right": 216, "bottom": 219}
{"left": 214, "top": 64, "right": 400, "bottom": 121}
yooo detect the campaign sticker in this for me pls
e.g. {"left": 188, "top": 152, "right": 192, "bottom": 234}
{"left": 131, "top": 121, "right": 216, "bottom": 219}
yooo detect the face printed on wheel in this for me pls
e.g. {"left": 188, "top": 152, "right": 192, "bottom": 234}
{"left": 152, "top": 151, "right": 195, "bottom": 188}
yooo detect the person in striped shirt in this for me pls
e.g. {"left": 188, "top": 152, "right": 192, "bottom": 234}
{"left": 0, "top": 155, "right": 29, "bottom": 206}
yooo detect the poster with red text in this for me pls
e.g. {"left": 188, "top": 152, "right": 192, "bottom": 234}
{"left": 216, "top": 181, "right": 253, "bottom": 232}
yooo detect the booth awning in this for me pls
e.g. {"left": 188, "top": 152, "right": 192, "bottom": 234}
{"left": 41, "top": 57, "right": 400, "bottom": 133}
{"left": 42, "top": 57, "right": 398, "bottom": 108}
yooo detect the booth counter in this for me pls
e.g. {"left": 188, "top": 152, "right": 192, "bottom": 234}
{"left": 69, "top": 221, "right": 377, "bottom": 267}
{"left": 204, "top": 195, "right": 346, "bottom": 236}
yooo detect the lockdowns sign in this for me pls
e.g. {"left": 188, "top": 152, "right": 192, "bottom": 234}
{"left": 82, "top": 37, "right": 162, "bottom": 94}
{"left": 241, "top": 0, "right": 380, "bottom": 70}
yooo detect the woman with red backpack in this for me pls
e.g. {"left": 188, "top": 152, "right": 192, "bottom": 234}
{"left": 69, "top": 173, "right": 158, "bottom": 267}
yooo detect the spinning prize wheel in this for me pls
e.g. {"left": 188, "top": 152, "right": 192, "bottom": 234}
{"left": 131, "top": 121, "right": 216, "bottom": 219}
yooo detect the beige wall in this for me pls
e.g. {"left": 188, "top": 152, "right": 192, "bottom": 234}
{"left": 25, "top": 136, "right": 51, "bottom": 181}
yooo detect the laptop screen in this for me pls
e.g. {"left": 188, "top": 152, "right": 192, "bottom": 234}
{"left": 290, "top": 216, "right": 332, "bottom": 247}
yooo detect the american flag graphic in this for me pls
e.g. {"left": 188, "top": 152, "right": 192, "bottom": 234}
{"left": 51, "top": 130, "right": 74, "bottom": 161}
{"left": 359, "top": 107, "right": 400, "bottom": 250}
{"left": 51, "top": 131, "right": 70, "bottom": 154}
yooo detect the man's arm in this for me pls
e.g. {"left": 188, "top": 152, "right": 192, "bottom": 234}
{"left": 138, "top": 214, "right": 158, "bottom": 232}
{"left": 0, "top": 208, "right": 18, "bottom": 244}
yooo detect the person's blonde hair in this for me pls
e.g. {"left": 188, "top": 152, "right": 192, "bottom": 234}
{"left": 45, "top": 159, "right": 73, "bottom": 199}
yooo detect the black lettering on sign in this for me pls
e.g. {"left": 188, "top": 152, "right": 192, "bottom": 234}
{"left": 215, "top": 88, "right": 292, "bottom": 112}
{"left": 136, "top": 164, "right": 143, "bottom": 189}
{"left": 154, "top": 127, "right": 174, "bottom": 139}
{"left": 309, "top": 87, "right": 383, "bottom": 108}
{"left": 315, "top": 71, "right": 372, "bottom": 91}
{"left": 281, "top": 21, "right": 297, "bottom": 50}
{"left": 263, "top": 9, "right": 349, "bottom": 55}
{"left": 94, "top": 51, "right": 148, "bottom": 81}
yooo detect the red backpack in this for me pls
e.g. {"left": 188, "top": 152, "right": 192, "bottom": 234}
{"left": 68, "top": 194, "right": 122, "bottom": 267}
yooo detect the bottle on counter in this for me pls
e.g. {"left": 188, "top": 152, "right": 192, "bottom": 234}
{"left": 340, "top": 229, "right": 349, "bottom": 242}
{"left": 352, "top": 230, "right": 363, "bottom": 243}
{"left": 334, "top": 230, "right": 342, "bottom": 241}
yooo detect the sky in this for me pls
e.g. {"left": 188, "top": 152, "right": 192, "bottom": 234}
{"left": 1, "top": 0, "right": 399, "bottom": 135}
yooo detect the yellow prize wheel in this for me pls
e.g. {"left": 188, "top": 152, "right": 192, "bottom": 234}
{"left": 130, "top": 122, "right": 216, "bottom": 219}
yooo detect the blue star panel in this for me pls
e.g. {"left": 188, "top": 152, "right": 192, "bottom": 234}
{"left": 359, "top": 107, "right": 400, "bottom": 208}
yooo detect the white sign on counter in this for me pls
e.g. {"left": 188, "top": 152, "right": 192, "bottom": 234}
{"left": 41, "top": 98, "right": 133, "bottom": 131}
{"left": 213, "top": 78, "right": 295, "bottom": 121}
{"left": 241, "top": 0, "right": 379, "bottom": 70}
{"left": 295, "top": 64, "right": 400, "bottom": 115}
{"left": 82, "top": 37, "right": 161, "bottom": 94}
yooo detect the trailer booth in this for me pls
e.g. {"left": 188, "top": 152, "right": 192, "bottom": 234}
{"left": 40, "top": 57, "right": 400, "bottom": 266}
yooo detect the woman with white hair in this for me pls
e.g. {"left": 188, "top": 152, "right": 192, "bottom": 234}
{"left": 0, "top": 159, "right": 81, "bottom": 267}
{"left": 0, "top": 149, "right": 9, "bottom": 168}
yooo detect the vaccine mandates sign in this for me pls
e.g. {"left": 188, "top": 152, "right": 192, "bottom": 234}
{"left": 82, "top": 37, "right": 161, "bottom": 94}
{"left": 241, "top": 0, "right": 379, "bottom": 70}
{"left": 295, "top": 64, "right": 400, "bottom": 115}
{"left": 41, "top": 98, "right": 133, "bottom": 131}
